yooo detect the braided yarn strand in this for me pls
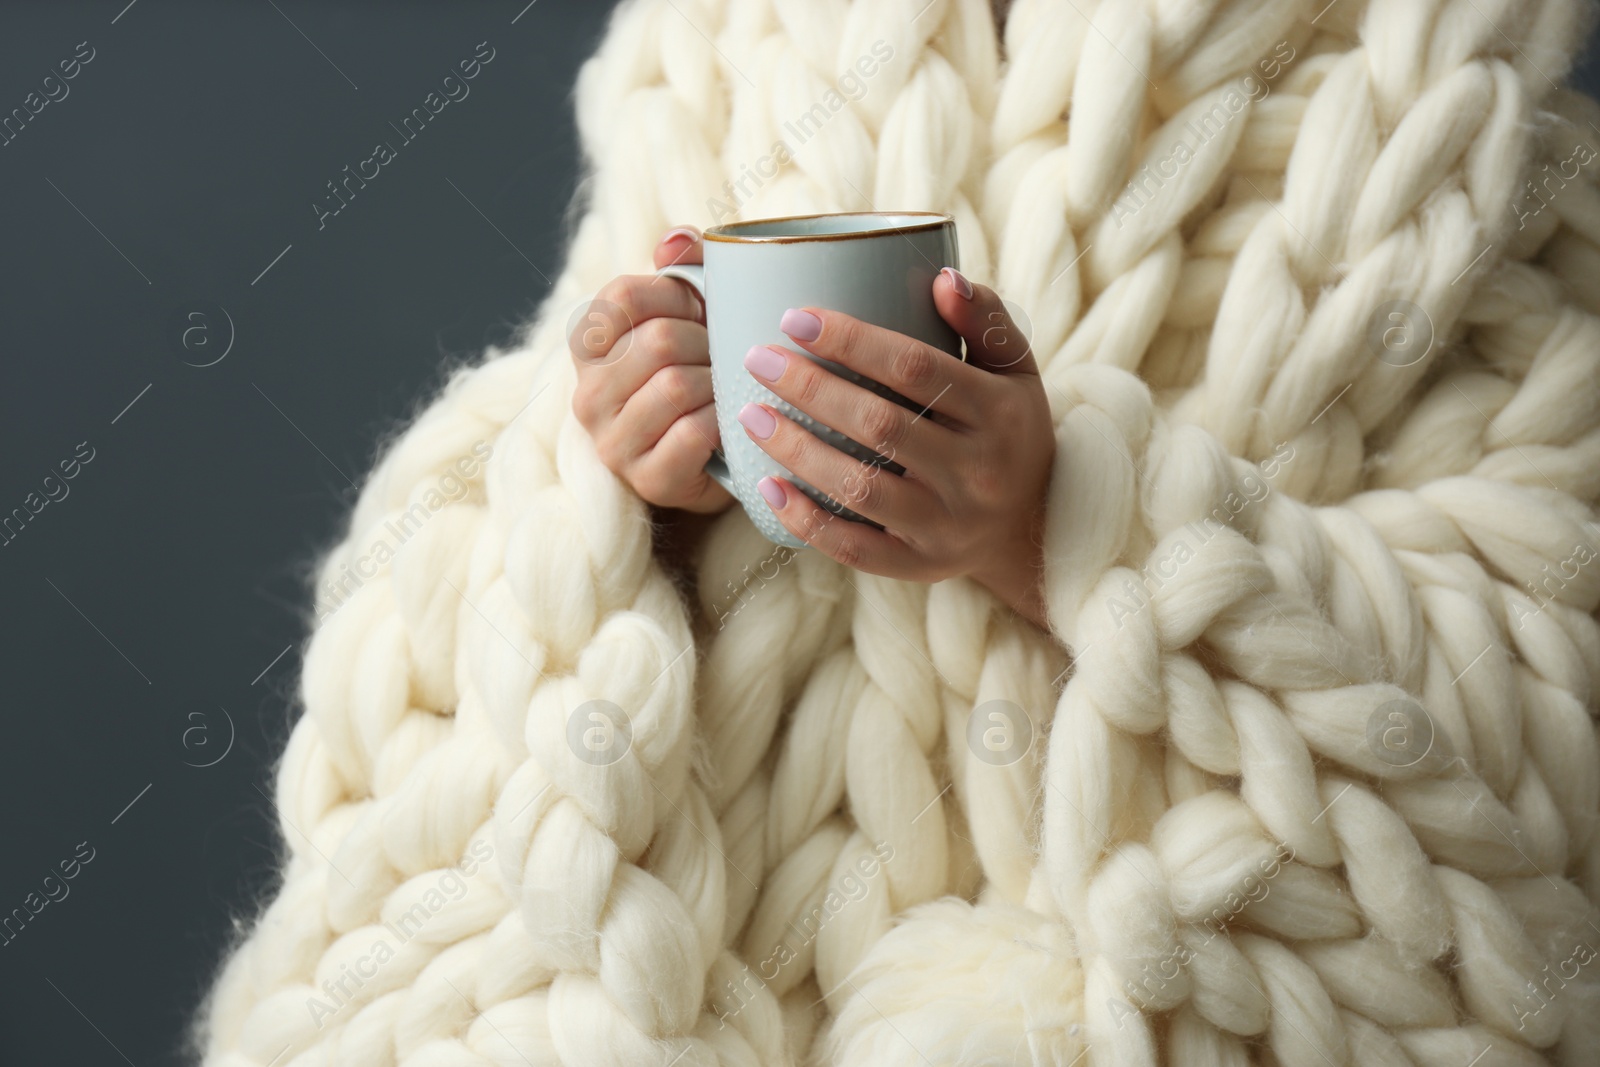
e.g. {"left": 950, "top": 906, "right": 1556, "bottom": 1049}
{"left": 190, "top": 1, "right": 1600, "bottom": 1065}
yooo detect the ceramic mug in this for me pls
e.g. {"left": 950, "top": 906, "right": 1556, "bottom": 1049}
{"left": 657, "top": 210, "right": 961, "bottom": 548}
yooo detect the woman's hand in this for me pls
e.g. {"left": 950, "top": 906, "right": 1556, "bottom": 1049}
{"left": 739, "top": 268, "right": 1055, "bottom": 629}
{"left": 570, "top": 226, "right": 735, "bottom": 515}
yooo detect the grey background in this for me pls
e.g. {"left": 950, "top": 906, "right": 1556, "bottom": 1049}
{"left": 0, "top": 3, "right": 1595, "bottom": 1064}
{"left": 0, "top": 2, "right": 619, "bottom": 1063}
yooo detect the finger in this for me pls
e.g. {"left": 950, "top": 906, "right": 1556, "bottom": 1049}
{"left": 571, "top": 272, "right": 704, "bottom": 366}
{"left": 651, "top": 226, "right": 707, "bottom": 321}
{"left": 933, "top": 267, "right": 1038, "bottom": 375}
{"left": 775, "top": 304, "right": 991, "bottom": 425}
{"left": 629, "top": 402, "right": 728, "bottom": 512}
{"left": 652, "top": 225, "right": 705, "bottom": 270}
{"left": 734, "top": 401, "right": 930, "bottom": 531}
{"left": 753, "top": 474, "right": 920, "bottom": 579}
{"left": 576, "top": 316, "right": 709, "bottom": 421}
{"left": 610, "top": 363, "right": 716, "bottom": 460}
{"left": 740, "top": 343, "right": 956, "bottom": 472}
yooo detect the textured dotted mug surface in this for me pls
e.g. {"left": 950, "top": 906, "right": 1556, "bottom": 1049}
{"left": 657, "top": 211, "right": 962, "bottom": 548}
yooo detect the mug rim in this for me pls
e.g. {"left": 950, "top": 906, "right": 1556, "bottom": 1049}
{"left": 704, "top": 210, "right": 953, "bottom": 244}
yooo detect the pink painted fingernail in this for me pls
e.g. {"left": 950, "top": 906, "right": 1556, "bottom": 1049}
{"left": 757, "top": 476, "right": 787, "bottom": 509}
{"left": 941, "top": 267, "right": 973, "bottom": 299}
{"left": 738, "top": 403, "right": 776, "bottom": 439}
{"left": 780, "top": 308, "right": 822, "bottom": 342}
{"left": 744, "top": 344, "right": 787, "bottom": 382}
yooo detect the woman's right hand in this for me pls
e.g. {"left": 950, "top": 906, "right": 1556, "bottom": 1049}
{"left": 570, "top": 225, "right": 735, "bottom": 514}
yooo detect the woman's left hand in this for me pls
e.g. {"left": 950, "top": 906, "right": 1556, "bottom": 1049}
{"left": 738, "top": 267, "right": 1055, "bottom": 629}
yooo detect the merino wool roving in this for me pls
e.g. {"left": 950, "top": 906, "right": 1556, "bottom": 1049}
{"left": 190, "top": 1, "right": 1600, "bottom": 1064}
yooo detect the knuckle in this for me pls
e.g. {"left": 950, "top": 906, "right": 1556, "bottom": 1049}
{"left": 597, "top": 275, "right": 642, "bottom": 316}
{"left": 689, "top": 405, "right": 721, "bottom": 451}
{"left": 889, "top": 340, "right": 941, "bottom": 394}
{"left": 835, "top": 465, "right": 862, "bottom": 508}
{"left": 828, "top": 314, "right": 860, "bottom": 352}
{"left": 813, "top": 311, "right": 846, "bottom": 348}
{"left": 593, "top": 431, "right": 624, "bottom": 474}
{"left": 651, "top": 365, "right": 695, "bottom": 411}
{"left": 789, "top": 361, "right": 825, "bottom": 409}
{"left": 850, "top": 465, "right": 887, "bottom": 514}
{"left": 621, "top": 319, "right": 667, "bottom": 374}
{"left": 633, "top": 315, "right": 676, "bottom": 354}
{"left": 857, "top": 399, "right": 905, "bottom": 456}
{"left": 664, "top": 410, "right": 704, "bottom": 454}
{"left": 606, "top": 285, "right": 646, "bottom": 336}
{"left": 828, "top": 531, "right": 864, "bottom": 570}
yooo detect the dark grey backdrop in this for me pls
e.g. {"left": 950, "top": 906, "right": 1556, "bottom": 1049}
{"left": 0, "top": 2, "right": 619, "bottom": 1063}
{"left": 1, "top": 3, "right": 1596, "bottom": 1065}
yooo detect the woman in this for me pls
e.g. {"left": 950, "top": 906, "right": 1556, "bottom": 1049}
{"left": 193, "top": 1, "right": 1600, "bottom": 1064}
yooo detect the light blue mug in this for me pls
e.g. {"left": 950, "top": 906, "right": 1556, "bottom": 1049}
{"left": 657, "top": 210, "right": 962, "bottom": 548}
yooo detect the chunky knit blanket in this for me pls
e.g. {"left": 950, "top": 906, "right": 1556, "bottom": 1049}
{"left": 192, "top": 1, "right": 1600, "bottom": 1064}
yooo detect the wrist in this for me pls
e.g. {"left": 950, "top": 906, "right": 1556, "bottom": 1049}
{"left": 972, "top": 554, "right": 1047, "bottom": 630}
{"left": 969, "top": 506, "right": 1049, "bottom": 632}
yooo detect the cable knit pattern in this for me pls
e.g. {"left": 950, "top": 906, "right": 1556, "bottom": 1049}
{"left": 190, "top": 1, "right": 1600, "bottom": 1064}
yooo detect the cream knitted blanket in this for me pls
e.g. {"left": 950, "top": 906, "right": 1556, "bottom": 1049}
{"left": 191, "top": 1, "right": 1600, "bottom": 1064}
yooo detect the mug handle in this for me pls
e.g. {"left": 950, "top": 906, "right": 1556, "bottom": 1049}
{"left": 654, "top": 263, "right": 736, "bottom": 494}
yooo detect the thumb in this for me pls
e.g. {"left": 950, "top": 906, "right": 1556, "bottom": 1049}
{"left": 653, "top": 225, "right": 705, "bottom": 270}
{"left": 934, "top": 267, "right": 1038, "bottom": 375}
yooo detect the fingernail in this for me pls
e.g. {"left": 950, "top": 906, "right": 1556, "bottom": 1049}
{"left": 757, "top": 476, "right": 787, "bottom": 509}
{"left": 743, "top": 344, "right": 787, "bottom": 382}
{"left": 780, "top": 308, "right": 822, "bottom": 342}
{"left": 942, "top": 266, "right": 973, "bottom": 300}
{"left": 662, "top": 226, "right": 699, "bottom": 244}
{"left": 738, "top": 403, "right": 776, "bottom": 439}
